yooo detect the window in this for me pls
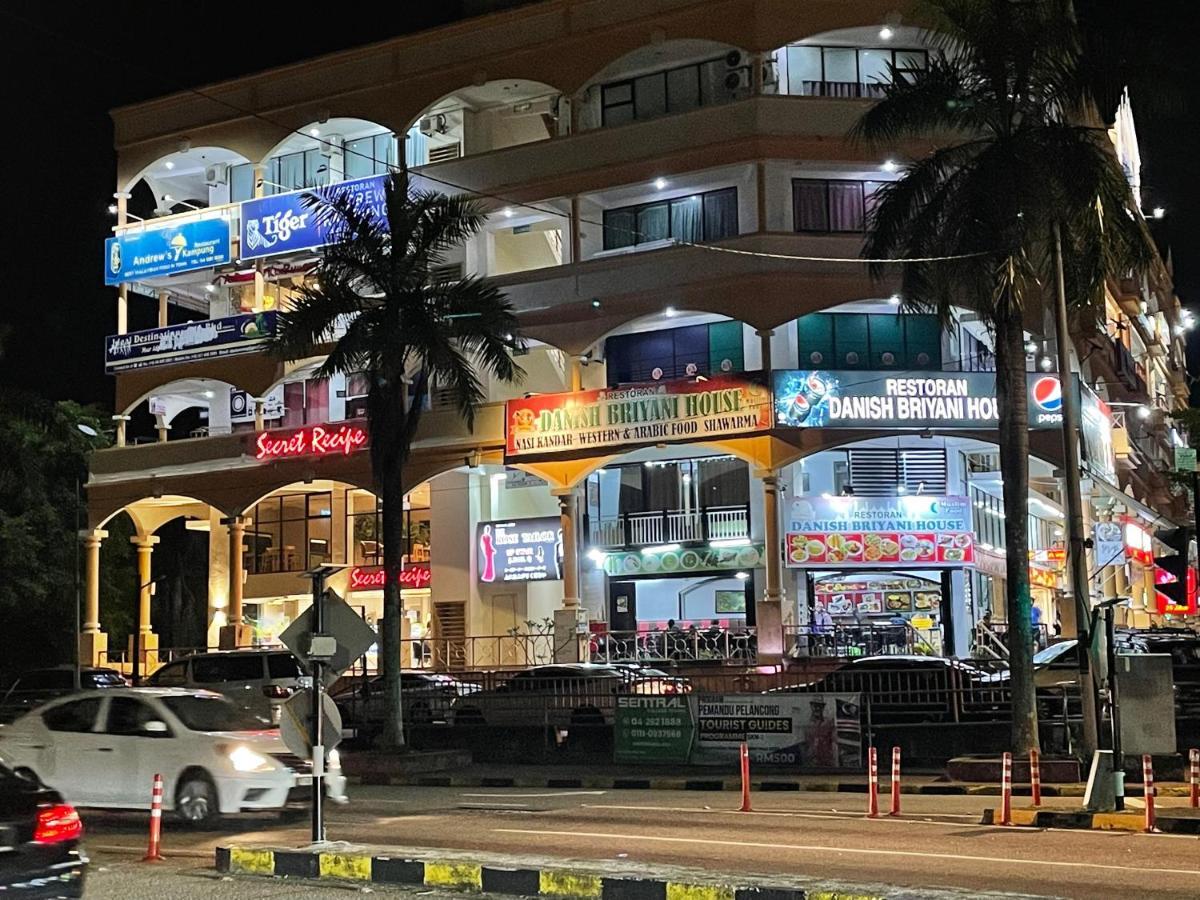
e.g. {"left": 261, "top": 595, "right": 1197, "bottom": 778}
{"left": 247, "top": 492, "right": 333, "bottom": 574}
{"left": 15, "top": 670, "right": 72, "bottom": 691}
{"left": 345, "top": 131, "right": 396, "bottom": 179}
{"left": 43, "top": 698, "right": 101, "bottom": 733}
{"left": 782, "top": 44, "right": 929, "bottom": 97}
{"left": 161, "top": 694, "right": 265, "bottom": 732}
{"left": 191, "top": 655, "right": 265, "bottom": 684}
{"left": 105, "top": 697, "right": 166, "bottom": 736}
{"left": 605, "top": 320, "right": 745, "bottom": 385}
{"left": 792, "top": 179, "right": 882, "bottom": 233}
{"left": 267, "top": 653, "right": 305, "bottom": 679}
{"left": 230, "top": 163, "right": 255, "bottom": 202}
{"left": 265, "top": 148, "right": 328, "bottom": 195}
{"left": 600, "top": 54, "right": 749, "bottom": 127}
{"left": 796, "top": 312, "right": 941, "bottom": 369}
{"left": 603, "top": 187, "right": 737, "bottom": 251}
{"left": 148, "top": 661, "right": 188, "bottom": 687}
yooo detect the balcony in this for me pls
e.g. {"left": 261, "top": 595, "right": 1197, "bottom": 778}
{"left": 1111, "top": 337, "right": 1147, "bottom": 394}
{"left": 589, "top": 504, "right": 750, "bottom": 550}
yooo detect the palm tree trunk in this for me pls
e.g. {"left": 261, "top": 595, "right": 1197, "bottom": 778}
{"left": 994, "top": 305, "right": 1039, "bottom": 755}
{"left": 378, "top": 463, "right": 407, "bottom": 750}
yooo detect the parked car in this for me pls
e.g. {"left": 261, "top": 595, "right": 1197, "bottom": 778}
{"left": 331, "top": 672, "right": 479, "bottom": 740}
{"left": 0, "top": 760, "right": 87, "bottom": 897}
{"left": 770, "top": 655, "right": 1003, "bottom": 724}
{"left": 144, "top": 650, "right": 309, "bottom": 722}
{"left": 451, "top": 664, "right": 690, "bottom": 728}
{"left": 0, "top": 688, "right": 346, "bottom": 827}
{"left": 0, "top": 667, "right": 126, "bottom": 725}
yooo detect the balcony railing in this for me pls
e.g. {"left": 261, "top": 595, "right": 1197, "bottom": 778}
{"left": 1112, "top": 337, "right": 1147, "bottom": 393}
{"left": 589, "top": 504, "right": 751, "bottom": 550}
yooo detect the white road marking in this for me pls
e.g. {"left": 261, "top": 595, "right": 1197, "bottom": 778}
{"left": 461, "top": 790, "right": 608, "bottom": 798}
{"left": 492, "top": 828, "right": 1200, "bottom": 877}
{"left": 587, "top": 803, "right": 983, "bottom": 821}
{"left": 458, "top": 802, "right": 531, "bottom": 809}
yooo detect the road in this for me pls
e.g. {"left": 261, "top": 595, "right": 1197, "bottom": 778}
{"left": 82, "top": 785, "right": 1200, "bottom": 899}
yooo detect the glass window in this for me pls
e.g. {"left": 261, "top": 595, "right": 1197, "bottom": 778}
{"left": 822, "top": 48, "right": 858, "bottom": 96}
{"left": 669, "top": 196, "right": 703, "bottom": 243}
{"left": 192, "top": 655, "right": 264, "bottom": 683}
{"left": 249, "top": 491, "right": 333, "bottom": 574}
{"left": 603, "top": 188, "right": 738, "bottom": 251}
{"left": 793, "top": 180, "right": 830, "bottom": 231}
{"left": 304, "top": 148, "right": 328, "bottom": 188}
{"left": 161, "top": 694, "right": 266, "bottom": 732}
{"left": 603, "top": 208, "right": 638, "bottom": 251}
{"left": 634, "top": 72, "right": 668, "bottom": 120}
{"left": 828, "top": 182, "right": 865, "bottom": 231}
{"left": 267, "top": 653, "right": 305, "bottom": 679}
{"left": 345, "top": 136, "right": 375, "bottom": 179}
{"left": 105, "top": 697, "right": 165, "bottom": 736}
{"left": 637, "top": 203, "right": 670, "bottom": 243}
{"left": 601, "top": 82, "right": 635, "bottom": 127}
{"left": 792, "top": 180, "right": 875, "bottom": 233}
{"left": 858, "top": 49, "right": 892, "bottom": 96}
{"left": 786, "top": 45, "right": 823, "bottom": 96}
{"left": 667, "top": 66, "right": 700, "bottom": 113}
{"left": 43, "top": 698, "right": 101, "bottom": 733}
{"left": 148, "top": 661, "right": 188, "bottom": 687}
{"left": 230, "top": 164, "right": 255, "bottom": 202}
{"left": 703, "top": 188, "right": 738, "bottom": 240}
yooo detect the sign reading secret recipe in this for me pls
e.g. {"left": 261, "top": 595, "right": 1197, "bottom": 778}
{"left": 347, "top": 564, "right": 431, "bottom": 591}
{"left": 786, "top": 495, "right": 974, "bottom": 568}
{"left": 254, "top": 423, "right": 368, "bottom": 461}
{"left": 505, "top": 377, "right": 771, "bottom": 460}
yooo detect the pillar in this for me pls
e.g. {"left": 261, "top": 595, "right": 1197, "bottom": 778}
{"left": 128, "top": 535, "right": 160, "bottom": 666}
{"left": 114, "top": 192, "right": 130, "bottom": 335}
{"left": 553, "top": 487, "right": 586, "bottom": 662}
{"left": 219, "top": 516, "right": 251, "bottom": 649}
{"left": 569, "top": 195, "right": 582, "bottom": 265}
{"left": 756, "top": 471, "right": 785, "bottom": 662}
{"left": 157, "top": 290, "right": 169, "bottom": 328}
{"left": 79, "top": 530, "right": 108, "bottom": 666}
{"left": 757, "top": 328, "right": 774, "bottom": 374}
{"left": 253, "top": 164, "right": 266, "bottom": 198}
{"left": 111, "top": 415, "right": 129, "bottom": 448}
{"left": 756, "top": 161, "right": 768, "bottom": 233}
{"left": 570, "top": 357, "right": 583, "bottom": 391}
{"left": 254, "top": 398, "right": 265, "bottom": 431}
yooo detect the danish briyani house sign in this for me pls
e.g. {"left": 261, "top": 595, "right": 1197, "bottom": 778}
{"left": 504, "top": 377, "right": 772, "bottom": 460}
{"left": 785, "top": 495, "right": 975, "bottom": 568}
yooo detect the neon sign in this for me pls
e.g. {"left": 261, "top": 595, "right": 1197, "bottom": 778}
{"left": 254, "top": 423, "right": 368, "bottom": 461}
{"left": 348, "top": 564, "right": 431, "bottom": 591}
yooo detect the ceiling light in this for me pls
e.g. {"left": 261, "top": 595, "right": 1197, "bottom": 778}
{"left": 591, "top": 299, "right": 601, "bottom": 309}
{"left": 1152, "top": 206, "right": 1165, "bottom": 219}
{"left": 310, "top": 127, "right": 321, "bottom": 137}
{"left": 1039, "top": 356, "right": 1053, "bottom": 371}
{"left": 665, "top": 306, "right": 677, "bottom": 317}
{"left": 587, "top": 548, "right": 606, "bottom": 564}
{"left": 204, "top": 284, "right": 216, "bottom": 293}
{"left": 888, "top": 294, "right": 901, "bottom": 305}
{"left": 1138, "top": 405, "right": 1152, "bottom": 419}
{"left": 164, "top": 160, "right": 175, "bottom": 170}
{"left": 502, "top": 207, "right": 513, "bottom": 218}
{"left": 654, "top": 177, "right": 668, "bottom": 190}
{"left": 642, "top": 543, "right": 681, "bottom": 554}
{"left": 710, "top": 538, "right": 750, "bottom": 548}
{"left": 879, "top": 26, "right": 895, "bottom": 40}
{"left": 735, "top": 571, "right": 750, "bottom": 581}
{"left": 1024, "top": 340, "right": 1038, "bottom": 354}
{"left": 881, "top": 159, "right": 898, "bottom": 173}
{"left": 107, "top": 203, "right": 118, "bottom": 215}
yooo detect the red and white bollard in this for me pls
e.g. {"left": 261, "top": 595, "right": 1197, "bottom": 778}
{"left": 999, "top": 752, "right": 1012, "bottom": 826}
{"left": 1029, "top": 748, "right": 1042, "bottom": 807}
{"left": 867, "top": 746, "right": 879, "bottom": 818}
{"left": 739, "top": 742, "right": 752, "bottom": 812}
{"left": 1189, "top": 748, "right": 1199, "bottom": 809}
{"left": 1143, "top": 754, "right": 1157, "bottom": 833}
{"left": 143, "top": 773, "right": 164, "bottom": 862}
{"left": 889, "top": 746, "right": 902, "bottom": 816}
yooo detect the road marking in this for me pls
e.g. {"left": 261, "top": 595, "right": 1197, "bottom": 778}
{"left": 458, "top": 802, "right": 532, "bottom": 809}
{"left": 461, "top": 791, "right": 608, "bottom": 798}
{"left": 587, "top": 803, "right": 982, "bottom": 821}
{"left": 492, "top": 828, "right": 1200, "bottom": 877}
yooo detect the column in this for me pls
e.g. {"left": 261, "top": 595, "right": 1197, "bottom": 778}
{"left": 219, "top": 517, "right": 250, "bottom": 649}
{"left": 111, "top": 414, "right": 129, "bottom": 448}
{"left": 157, "top": 290, "right": 169, "bottom": 328}
{"left": 552, "top": 487, "right": 585, "bottom": 662}
{"left": 253, "top": 164, "right": 267, "bottom": 198}
{"left": 757, "top": 471, "right": 785, "bottom": 661}
{"left": 128, "top": 535, "right": 160, "bottom": 666}
{"left": 570, "top": 357, "right": 583, "bottom": 391}
{"left": 569, "top": 196, "right": 582, "bottom": 265}
{"left": 757, "top": 328, "right": 774, "bottom": 374}
{"left": 254, "top": 398, "right": 265, "bottom": 431}
{"left": 79, "top": 530, "right": 108, "bottom": 666}
{"left": 114, "top": 192, "right": 130, "bottom": 335}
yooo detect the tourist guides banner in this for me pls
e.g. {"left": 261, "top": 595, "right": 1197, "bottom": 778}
{"left": 690, "top": 693, "right": 862, "bottom": 768}
{"left": 505, "top": 377, "right": 772, "bottom": 460}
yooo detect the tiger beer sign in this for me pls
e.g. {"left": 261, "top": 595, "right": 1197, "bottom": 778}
{"left": 504, "top": 377, "right": 772, "bottom": 461}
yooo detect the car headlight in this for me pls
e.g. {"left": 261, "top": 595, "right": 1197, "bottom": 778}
{"left": 228, "top": 745, "right": 273, "bottom": 773}
{"left": 327, "top": 749, "right": 341, "bottom": 770}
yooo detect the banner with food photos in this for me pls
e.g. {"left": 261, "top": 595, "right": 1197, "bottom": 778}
{"left": 785, "top": 495, "right": 975, "bottom": 568}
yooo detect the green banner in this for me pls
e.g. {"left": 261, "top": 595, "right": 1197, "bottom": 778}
{"left": 614, "top": 695, "right": 695, "bottom": 763}
{"left": 603, "top": 543, "right": 764, "bottom": 578}
{"left": 1175, "top": 446, "right": 1197, "bottom": 473}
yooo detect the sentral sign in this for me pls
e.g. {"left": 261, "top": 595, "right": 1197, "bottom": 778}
{"left": 505, "top": 377, "right": 771, "bottom": 460}
{"left": 773, "top": 370, "right": 1069, "bottom": 430}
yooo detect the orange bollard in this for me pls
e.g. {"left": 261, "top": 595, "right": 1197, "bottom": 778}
{"left": 889, "top": 746, "right": 901, "bottom": 816}
{"left": 867, "top": 746, "right": 879, "bottom": 818}
{"left": 1143, "top": 754, "right": 1156, "bottom": 833}
{"left": 999, "top": 752, "right": 1012, "bottom": 826}
{"left": 739, "top": 742, "right": 752, "bottom": 812}
{"left": 143, "top": 773, "right": 164, "bottom": 862}
{"left": 1190, "top": 749, "right": 1199, "bottom": 809}
{"left": 1029, "top": 748, "right": 1042, "bottom": 807}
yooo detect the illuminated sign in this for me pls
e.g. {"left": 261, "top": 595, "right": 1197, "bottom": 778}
{"left": 504, "top": 377, "right": 772, "bottom": 460}
{"left": 773, "top": 371, "right": 1073, "bottom": 430}
{"left": 105, "top": 217, "right": 232, "bottom": 285}
{"left": 254, "top": 423, "right": 368, "bottom": 461}
{"left": 477, "top": 517, "right": 563, "bottom": 582}
{"left": 348, "top": 564, "right": 431, "bottom": 591}
{"left": 785, "top": 495, "right": 974, "bottom": 568}
{"left": 1124, "top": 517, "right": 1153, "bottom": 566}
{"left": 104, "top": 312, "right": 275, "bottom": 373}
{"left": 240, "top": 175, "right": 387, "bottom": 260}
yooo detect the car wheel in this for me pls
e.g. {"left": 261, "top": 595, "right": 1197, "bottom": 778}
{"left": 175, "top": 770, "right": 220, "bottom": 828}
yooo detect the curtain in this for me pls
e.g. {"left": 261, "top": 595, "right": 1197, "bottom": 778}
{"left": 670, "top": 196, "right": 703, "bottom": 243}
{"left": 697, "top": 458, "right": 749, "bottom": 508}
{"left": 703, "top": 189, "right": 738, "bottom": 240}
{"left": 405, "top": 126, "right": 429, "bottom": 168}
{"left": 637, "top": 204, "right": 670, "bottom": 244}
{"left": 793, "top": 181, "right": 829, "bottom": 231}
{"left": 603, "top": 208, "right": 637, "bottom": 250}
{"left": 827, "top": 182, "right": 864, "bottom": 231}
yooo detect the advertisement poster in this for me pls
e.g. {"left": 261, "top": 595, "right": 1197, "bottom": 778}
{"left": 105, "top": 217, "right": 233, "bottom": 285}
{"left": 690, "top": 693, "right": 862, "bottom": 768}
{"left": 614, "top": 696, "right": 694, "bottom": 764}
{"left": 603, "top": 544, "right": 764, "bottom": 578}
{"left": 773, "top": 370, "right": 1073, "bottom": 431}
{"left": 813, "top": 573, "right": 941, "bottom": 616}
{"left": 240, "top": 175, "right": 387, "bottom": 260}
{"left": 1080, "top": 386, "right": 1118, "bottom": 485}
{"left": 1093, "top": 521, "right": 1127, "bottom": 569}
{"left": 786, "top": 495, "right": 974, "bottom": 568}
{"left": 505, "top": 377, "right": 772, "bottom": 460}
{"left": 105, "top": 312, "right": 275, "bottom": 373}
{"left": 477, "top": 517, "right": 563, "bottom": 583}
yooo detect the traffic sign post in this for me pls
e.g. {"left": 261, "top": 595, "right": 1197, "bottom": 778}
{"left": 280, "top": 690, "right": 342, "bottom": 760}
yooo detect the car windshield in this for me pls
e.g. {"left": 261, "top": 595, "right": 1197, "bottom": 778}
{"left": 1034, "top": 642, "right": 1077, "bottom": 665}
{"left": 161, "top": 694, "right": 271, "bottom": 732}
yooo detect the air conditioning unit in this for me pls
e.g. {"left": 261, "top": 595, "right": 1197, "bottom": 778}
{"left": 505, "top": 97, "right": 556, "bottom": 118}
{"left": 318, "top": 134, "right": 344, "bottom": 157}
{"left": 725, "top": 49, "right": 744, "bottom": 68}
{"left": 419, "top": 114, "right": 449, "bottom": 136}
{"left": 204, "top": 163, "right": 229, "bottom": 186}
{"left": 724, "top": 68, "right": 750, "bottom": 91}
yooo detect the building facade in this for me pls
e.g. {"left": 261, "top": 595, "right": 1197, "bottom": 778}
{"left": 86, "top": 0, "right": 1194, "bottom": 672}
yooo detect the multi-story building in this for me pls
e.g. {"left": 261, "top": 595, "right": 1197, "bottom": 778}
{"left": 85, "top": 0, "right": 1193, "bottom": 673}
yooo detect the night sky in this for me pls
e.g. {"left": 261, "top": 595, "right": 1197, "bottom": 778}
{"left": 1, "top": 1, "right": 1196, "bottom": 408}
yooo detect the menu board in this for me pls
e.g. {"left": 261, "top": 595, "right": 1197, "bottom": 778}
{"left": 814, "top": 576, "right": 941, "bottom": 617}
{"left": 787, "top": 531, "right": 974, "bottom": 567}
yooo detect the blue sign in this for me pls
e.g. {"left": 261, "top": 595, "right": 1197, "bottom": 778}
{"left": 239, "top": 175, "right": 388, "bottom": 260}
{"left": 104, "top": 218, "right": 232, "bottom": 285}
{"left": 104, "top": 312, "right": 276, "bottom": 372}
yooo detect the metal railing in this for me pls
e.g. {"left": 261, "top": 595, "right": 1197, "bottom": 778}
{"left": 589, "top": 504, "right": 750, "bottom": 549}
{"left": 590, "top": 629, "right": 757, "bottom": 664}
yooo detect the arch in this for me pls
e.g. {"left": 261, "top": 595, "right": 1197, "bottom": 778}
{"left": 122, "top": 146, "right": 252, "bottom": 213}
{"left": 97, "top": 493, "right": 215, "bottom": 538}
{"left": 257, "top": 117, "right": 401, "bottom": 192}
{"left": 119, "top": 376, "right": 247, "bottom": 433}
{"left": 770, "top": 24, "right": 940, "bottom": 100}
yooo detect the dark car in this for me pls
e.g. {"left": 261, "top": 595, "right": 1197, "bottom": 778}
{"left": 332, "top": 672, "right": 478, "bottom": 740}
{"left": 0, "top": 668, "right": 126, "bottom": 725}
{"left": 0, "top": 762, "right": 87, "bottom": 897}
{"left": 771, "top": 655, "right": 1003, "bottom": 723}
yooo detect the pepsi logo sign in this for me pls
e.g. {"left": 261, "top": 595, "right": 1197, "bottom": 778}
{"left": 1031, "top": 376, "right": 1064, "bottom": 424}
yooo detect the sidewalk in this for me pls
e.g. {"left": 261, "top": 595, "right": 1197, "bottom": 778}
{"left": 983, "top": 799, "right": 1200, "bottom": 833}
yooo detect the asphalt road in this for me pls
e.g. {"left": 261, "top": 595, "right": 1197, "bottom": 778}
{"left": 81, "top": 785, "right": 1200, "bottom": 899}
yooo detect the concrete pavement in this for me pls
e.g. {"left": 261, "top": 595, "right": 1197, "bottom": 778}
{"left": 80, "top": 784, "right": 1200, "bottom": 899}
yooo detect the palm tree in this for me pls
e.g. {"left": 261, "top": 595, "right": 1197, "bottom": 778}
{"left": 853, "top": 0, "right": 1155, "bottom": 755}
{"left": 273, "top": 171, "right": 522, "bottom": 749}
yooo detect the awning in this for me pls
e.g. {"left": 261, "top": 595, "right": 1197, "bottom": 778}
{"left": 1090, "top": 478, "right": 1180, "bottom": 529}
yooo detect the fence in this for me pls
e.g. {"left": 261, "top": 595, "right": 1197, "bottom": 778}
{"left": 589, "top": 504, "right": 750, "bottom": 549}
{"left": 783, "top": 623, "right": 942, "bottom": 659}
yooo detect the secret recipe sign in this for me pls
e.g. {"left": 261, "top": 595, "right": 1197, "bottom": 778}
{"left": 505, "top": 377, "right": 771, "bottom": 460}
{"left": 254, "top": 423, "right": 368, "bottom": 461}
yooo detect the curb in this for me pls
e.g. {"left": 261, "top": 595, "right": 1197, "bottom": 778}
{"left": 216, "top": 847, "right": 886, "bottom": 900}
{"left": 980, "top": 806, "right": 1200, "bottom": 834}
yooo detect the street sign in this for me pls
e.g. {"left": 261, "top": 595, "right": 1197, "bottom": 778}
{"left": 280, "top": 588, "right": 377, "bottom": 685}
{"left": 1176, "top": 447, "right": 1197, "bottom": 473}
{"left": 280, "top": 689, "right": 343, "bottom": 760}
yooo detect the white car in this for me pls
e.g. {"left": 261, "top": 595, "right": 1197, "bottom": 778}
{"left": 0, "top": 688, "right": 346, "bottom": 826}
